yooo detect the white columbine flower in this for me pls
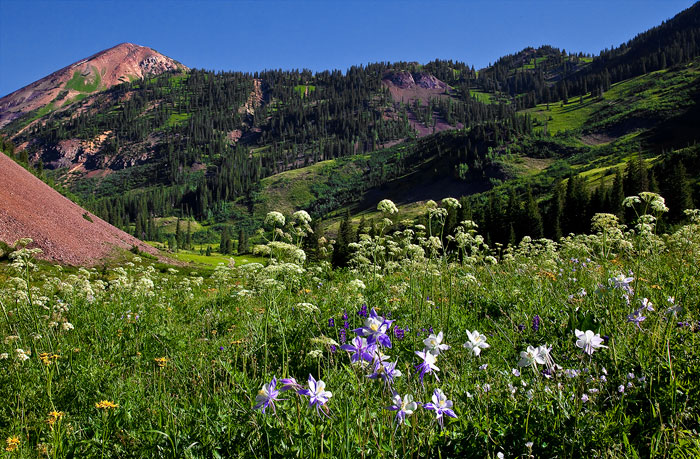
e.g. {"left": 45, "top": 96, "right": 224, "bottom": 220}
{"left": 463, "top": 330, "right": 490, "bottom": 356}
{"left": 518, "top": 345, "right": 545, "bottom": 368}
{"left": 423, "top": 331, "right": 450, "bottom": 355}
{"left": 574, "top": 329, "right": 607, "bottom": 355}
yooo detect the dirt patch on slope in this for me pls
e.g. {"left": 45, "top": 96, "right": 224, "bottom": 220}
{"left": 0, "top": 153, "right": 161, "bottom": 266}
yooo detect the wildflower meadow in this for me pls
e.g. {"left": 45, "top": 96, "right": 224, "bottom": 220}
{"left": 1, "top": 193, "right": 700, "bottom": 457}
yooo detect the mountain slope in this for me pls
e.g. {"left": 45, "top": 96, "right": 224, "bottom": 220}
{"left": 0, "top": 43, "right": 187, "bottom": 128}
{"left": 0, "top": 152, "right": 159, "bottom": 265}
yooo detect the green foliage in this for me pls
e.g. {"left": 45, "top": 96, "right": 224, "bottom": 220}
{"left": 2, "top": 208, "right": 700, "bottom": 456}
{"left": 64, "top": 66, "right": 102, "bottom": 93}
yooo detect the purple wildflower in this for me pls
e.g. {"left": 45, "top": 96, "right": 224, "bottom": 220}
{"left": 368, "top": 360, "right": 402, "bottom": 384}
{"left": 423, "top": 389, "right": 457, "bottom": 428}
{"left": 339, "top": 328, "right": 347, "bottom": 344}
{"left": 386, "top": 392, "right": 418, "bottom": 425}
{"left": 297, "top": 374, "right": 332, "bottom": 417}
{"left": 532, "top": 315, "right": 541, "bottom": 332}
{"left": 358, "top": 303, "right": 368, "bottom": 318}
{"left": 610, "top": 274, "right": 634, "bottom": 296}
{"left": 627, "top": 309, "right": 646, "bottom": 329}
{"left": 414, "top": 349, "right": 440, "bottom": 383}
{"left": 394, "top": 327, "right": 405, "bottom": 341}
{"left": 279, "top": 377, "right": 302, "bottom": 392}
{"left": 254, "top": 377, "right": 281, "bottom": 414}
{"left": 328, "top": 317, "right": 335, "bottom": 328}
{"left": 352, "top": 308, "right": 394, "bottom": 348}
{"left": 340, "top": 336, "right": 375, "bottom": 363}
{"left": 342, "top": 310, "right": 348, "bottom": 321}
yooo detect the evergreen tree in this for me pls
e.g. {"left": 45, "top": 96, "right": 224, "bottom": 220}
{"left": 220, "top": 226, "right": 230, "bottom": 254}
{"left": 524, "top": 187, "right": 543, "bottom": 238}
{"left": 237, "top": 229, "right": 248, "bottom": 254}
{"left": 611, "top": 168, "right": 625, "bottom": 219}
{"left": 332, "top": 211, "right": 353, "bottom": 268}
{"left": 186, "top": 219, "right": 193, "bottom": 250}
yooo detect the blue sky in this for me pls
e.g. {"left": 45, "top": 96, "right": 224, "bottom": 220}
{"left": 0, "top": 0, "right": 696, "bottom": 97}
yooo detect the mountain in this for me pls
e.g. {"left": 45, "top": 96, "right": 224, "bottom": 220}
{"left": 0, "top": 151, "right": 159, "bottom": 265}
{"left": 0, "top": 43, "right": 187, "bottom": 128}
{"left": 0, "top": 3, "right": 698, "bottom": 253}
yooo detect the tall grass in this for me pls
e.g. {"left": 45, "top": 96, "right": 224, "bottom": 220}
{"left": 1, "top": 196, "right": 699, "bottom": 457}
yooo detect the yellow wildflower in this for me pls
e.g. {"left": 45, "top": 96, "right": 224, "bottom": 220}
{"left": 95, "top": 400, "right": 119, "bottom": 410}
{"left": 47, "top": 410, "right": 64, "bottom": 426}
{"left": 5, "top": 436, "right": 20, "bottom": 452}
{"left": 154, "top": 357, "right": 168, "bottom": 368}
{"left": 40, "top": 353, "right": 60, "bottom": 366}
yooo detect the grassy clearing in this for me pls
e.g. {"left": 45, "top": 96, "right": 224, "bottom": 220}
{"left": 523, "top": 59, "right": 700, "bottom": 136}
{"left": 166, "top": 112, "right": 191, "bottom": 127}
{"left": 469, "top": 89, "right": 494, "bottom": 104}
{"left": 64, "top": 66, "right": 102, "bottom": 93}
{"left": 293, "top": 85, "right": 316, "bottom": 97}
{"left": 169, "top": 249, "right": 265, "bottom": 266}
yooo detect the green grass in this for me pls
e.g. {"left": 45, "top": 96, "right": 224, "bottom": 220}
{"left": 1, "top": 211, "right": 699, "bottom": 457}
{"left": 166, "top": 112, "right": 191, "bottom": 127}
{"left": 293, "top": 85, "right": 316, "bottom": 97}
{"left": 469, "top": 89, "right": 494, "bottom": 104}
{"left": 169, "top": 249, "right": 265, "bottom": 266}
{"left": 155, "top": 217, "right": 204, "bottom": 235}
{"left": 64, "top": 66, "right": 102, "bottom": 93}
{"left": 522, "top": 59, "right": 700, "bottom": 136}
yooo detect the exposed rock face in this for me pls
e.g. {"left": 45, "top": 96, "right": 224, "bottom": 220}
{"left": 0, "top": 152, "right": 160, "bottom": 265}
{"left": 383, "top": 71, "right": 448, "bottom": 90}
{"left": 0, "top": 43, "right": 187, "bottom": 128}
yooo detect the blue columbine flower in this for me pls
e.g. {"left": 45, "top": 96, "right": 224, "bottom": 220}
{"left": 415, "top": 349, "right": 440, "bottom": 383}
{"left": 368, "top": 360, "right": 402, "bottom": 384}
{"left": 279, "top": 377, "right": 302, "bottom": 392}
{"left": 297, "top": 374, "right": 332, "bottom": 417}
{"left": 340, "top": 336, "right": 375, "bottom": 363}
{"left": 254, "top": 377, "right": 281, "bottom": 414}
{"left": 386, "top": 392, "right": 418, "bottom": 425}
{"left": 627, "top": 309, "right": 646, "bottom": 329}
{"left": 353, "top": 308, "right": 394, "bottom": 348}
{"left": 423, "top": 388, "right": 457, "bottom": 428}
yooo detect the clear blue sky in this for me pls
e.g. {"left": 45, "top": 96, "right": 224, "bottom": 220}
{"left": 0, "top": 0, "right": 696, "bottom": 97}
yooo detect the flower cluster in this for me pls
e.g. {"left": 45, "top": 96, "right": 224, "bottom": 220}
{"left": 95, "top": 400, "right": 119, "bottom": 410}
{"left": 254, "top": 374, "right": 332, "bottom": 417}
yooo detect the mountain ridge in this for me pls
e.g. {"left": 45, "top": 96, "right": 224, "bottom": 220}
{"left": 0, "top": 42, "right": 187, "bottom": 128}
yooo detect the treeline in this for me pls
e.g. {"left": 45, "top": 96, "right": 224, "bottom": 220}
{"left": 20, "top": 59, "right": 522, "bottom": 230}
{"left": 464, "top": 148, "right": 698, "bottom": 245}
{"left": 477, "top": 3, "right": 700, "bottom": 107}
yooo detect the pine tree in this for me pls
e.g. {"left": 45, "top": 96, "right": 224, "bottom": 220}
{"left": 220, "top": 226, "right": 230, "bottom": 254}
{"left": 237, "top": 229, "right": 248, "bottom": 254}
{"left": 667, "top": 162, "right": 694, "bottom": 222}
{"left": 186, "top": 220, "right": 192, "bottom": 250}
{"left": 524, "top": 187, "right": 543, "bottom": 238}
{"left": 332, "top": 211, "right": 353, "bottom": 268}
{"left": 611, "top": 168, "right": 625, "bottom": 219}
{"left": 175, "top": 218, "right": 183, "bottom": 252}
